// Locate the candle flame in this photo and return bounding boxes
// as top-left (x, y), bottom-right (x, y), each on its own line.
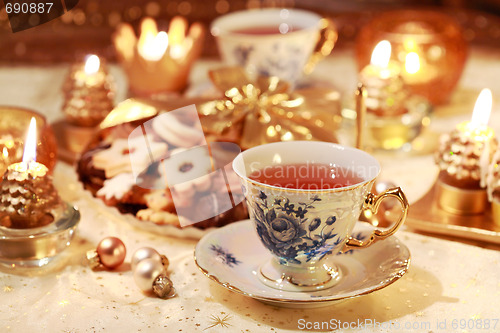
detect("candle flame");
top-left (22, 117), bottom-right (37, 164)
top-left (405, 52), bottom-right (420, 74)
top-left (169, 44), bottom-right (185, 59)
top-left (2, 147), bottom-right (8, 158)
top-left (139, 27), bottom-right (169, 61)
top-left (84, 55), bottom-right (100, 75)
top-left (471, 88), bottom-right (492, 127)
top-left (403, 38), bottom-right (418, 52)
top-left (370, 40), bottom-right (391, 68)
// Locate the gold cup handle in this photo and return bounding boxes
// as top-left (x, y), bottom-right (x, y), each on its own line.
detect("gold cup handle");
top-left (342, 187), bottom-right (409, 251)
top-left (303, 18), bottom-right (338, 75)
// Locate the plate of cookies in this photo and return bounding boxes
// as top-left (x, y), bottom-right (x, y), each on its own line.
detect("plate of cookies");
top-left (76, 102), bottom-right (248, 239)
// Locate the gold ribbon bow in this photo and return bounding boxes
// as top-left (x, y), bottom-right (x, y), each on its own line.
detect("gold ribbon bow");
top-left (199, 67), bottom-right (340, 150)
top-left (99, 67), bottom-right (341, 149)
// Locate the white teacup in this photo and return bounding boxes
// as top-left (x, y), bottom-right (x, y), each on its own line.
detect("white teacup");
top-left (233, 141), bottom-right (409, 291)
top-left (211, 8), bottom-right (337, 84)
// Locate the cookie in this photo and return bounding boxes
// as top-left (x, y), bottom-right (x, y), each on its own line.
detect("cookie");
top-left (144, 189), bottom-right (175, 212)
top-left (152, 110), bottom-right (205, 148)
top-left (93, 135), bottom-right (168, 178)
top-left (137, 208), bottom-right (180, 226)
top-left (97, 173), bottom-right (136, 204)
top-left (77, 102), bottom-right (249, 230)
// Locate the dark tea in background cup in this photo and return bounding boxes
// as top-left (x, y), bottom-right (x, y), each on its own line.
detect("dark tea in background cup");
top-left (231, 25), bottom-right (301, 35)
top-left (211, 8), bottom-right (337, 84)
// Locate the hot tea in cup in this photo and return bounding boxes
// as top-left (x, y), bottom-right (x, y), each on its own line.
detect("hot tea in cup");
top-left (248, 163), bottom-right (365, 190)
top-left (233, 141), bottom-right (408, 291)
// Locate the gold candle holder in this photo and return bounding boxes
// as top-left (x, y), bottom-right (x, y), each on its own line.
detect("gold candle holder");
top-left (435, 179), bottom-right (488, 215)
top-left (356, 9), bottom-right (467, 105)
top-left (113, 16), bottom-right (205, 97)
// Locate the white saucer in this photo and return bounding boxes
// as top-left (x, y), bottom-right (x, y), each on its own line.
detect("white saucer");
top-left (195, 220), bottom-right (411, 308)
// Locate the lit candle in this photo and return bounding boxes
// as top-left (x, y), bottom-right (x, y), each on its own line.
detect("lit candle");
top-left (401, 46), bottom-right (438, 85)
top-left (360, 40), bottom-right (399, 80)
top-left (62, 54), bottom-right (114, 128)
top-left (138, 18), bottom-right (169, 61)
top-left (436, 88), bottom-right (496, 189)
top-left (458, 89), bottom-right (494, 187)
top-left (359, 40), bottom-right (407, 116)
top-left (73, 54), bottom-right (106, 87)
top-left (0, 117), bottom-right (62, 229)
top-left (7, 117), bottom-right (48, 180)
top-left (113, 16), bottom-right (205, 95)
top-left (435, 88), bottom-right (496, 214)
top-left (487, 149), bottom-right (500, 204)
top-left (405, 52), bottom-right (420, 75)
top-left (456, 88), bottom-right (494, 142)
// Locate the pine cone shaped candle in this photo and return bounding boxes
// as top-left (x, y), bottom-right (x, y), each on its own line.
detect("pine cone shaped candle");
top-left (435, 126), bottom-right (497, 189)
top-left (487, 150), bottom-right (500, 202)
top-left (489, 150), bottom-right (500, 225)
top-left (359, 40), bottom-right (409, 117)
top-left (62, 55), bottom-right (114, 127)
top-left (434, 89), bottom-right (496, 215)
top-left (356, 40), bottom-right (430, 150)
top-left (0, 162), bottom-right (62, 229)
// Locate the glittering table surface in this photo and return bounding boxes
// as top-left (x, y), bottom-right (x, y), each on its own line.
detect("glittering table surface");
top-left (1, 49), bottom-right (500, 332)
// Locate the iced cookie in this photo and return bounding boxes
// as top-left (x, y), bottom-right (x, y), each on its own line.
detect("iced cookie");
top-left (93, 135), bottom-right (167, 178)
top-left (97, 173), bottom-right (135, 202)
top-left (152, 111), bottom-right (205, 148)
top-left (97, 173), bottom-right (149, 207)
top-left (160, 146), bottom-right (213, 196)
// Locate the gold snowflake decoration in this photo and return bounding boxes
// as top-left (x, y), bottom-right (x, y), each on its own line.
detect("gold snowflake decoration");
top-left (204, 314), bottom-right (232, 330)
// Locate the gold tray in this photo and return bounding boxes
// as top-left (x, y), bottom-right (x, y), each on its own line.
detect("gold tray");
top-left (402, 183), bottom-right (500, 245)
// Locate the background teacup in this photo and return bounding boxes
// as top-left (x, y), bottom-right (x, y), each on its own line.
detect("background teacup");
top-left (211, 8), bottom-right (337, 85)
top-left (233, 141), bottom-right (409, 291)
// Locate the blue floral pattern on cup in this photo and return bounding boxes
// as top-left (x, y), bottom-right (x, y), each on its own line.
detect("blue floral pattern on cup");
top-left (232, 43), bottom-right (308, 84)
top-left (249, 191), bottom-right (350, 265)
top-left (233, 45), bottom-right (254, 66)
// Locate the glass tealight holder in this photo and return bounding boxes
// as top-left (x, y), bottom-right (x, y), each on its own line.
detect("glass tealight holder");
top-left (0, 203), bottom-right (80, 268)
top-left (0, 106), bottom-right (57, 176)
top-left (341, 95), bottom-right (432, 151)
top-left (356, 10), bottom-right (467, 105)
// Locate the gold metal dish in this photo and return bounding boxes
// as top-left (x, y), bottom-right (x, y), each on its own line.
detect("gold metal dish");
top-left (398, 183), bottom-right (500, 245)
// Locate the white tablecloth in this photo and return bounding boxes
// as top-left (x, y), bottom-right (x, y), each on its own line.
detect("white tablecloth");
top-left (1, 49), bottom-right (500, 332)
